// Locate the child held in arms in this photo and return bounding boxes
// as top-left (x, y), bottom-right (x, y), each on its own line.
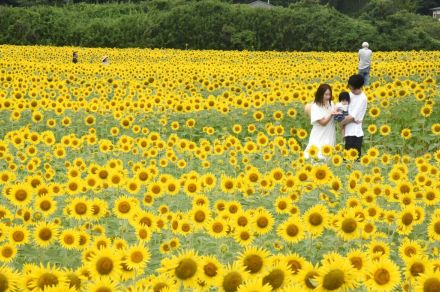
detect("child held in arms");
top-left (334, 91), bottom-right (350, 138)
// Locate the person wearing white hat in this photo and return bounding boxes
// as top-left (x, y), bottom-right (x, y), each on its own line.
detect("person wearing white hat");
top-left (358, 42), bottom-right (372, 86)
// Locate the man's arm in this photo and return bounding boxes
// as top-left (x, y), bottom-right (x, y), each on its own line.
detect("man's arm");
top-left (340, 115), bottom-right (354, 126)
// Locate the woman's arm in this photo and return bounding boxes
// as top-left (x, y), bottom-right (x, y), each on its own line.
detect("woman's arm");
top-left (316, 114), bottom-right (334, 126)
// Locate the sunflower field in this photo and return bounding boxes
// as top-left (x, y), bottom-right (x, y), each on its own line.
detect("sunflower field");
top-left (0, 45), bottom-right (439, 291)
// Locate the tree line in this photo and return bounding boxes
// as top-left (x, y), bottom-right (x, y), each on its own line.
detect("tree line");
top-left (4, 0), bottom-right (440, 15)
top-left (0, 0), bottom-right (439, 51)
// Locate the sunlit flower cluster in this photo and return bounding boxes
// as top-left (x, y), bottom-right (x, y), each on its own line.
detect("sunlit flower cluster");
top-left (0, 45), bottom-right (438, 291)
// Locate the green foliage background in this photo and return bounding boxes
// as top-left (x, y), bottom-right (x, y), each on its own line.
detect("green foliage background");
top-left (0, 0), bottom-right (440, 50)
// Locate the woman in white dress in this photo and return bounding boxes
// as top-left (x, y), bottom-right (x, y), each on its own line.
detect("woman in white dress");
top-left (304, 84), bottom-right (337, 160)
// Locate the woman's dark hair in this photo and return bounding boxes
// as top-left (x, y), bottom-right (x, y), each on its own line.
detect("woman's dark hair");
top-left (314, 84), bottom-right (332, 107)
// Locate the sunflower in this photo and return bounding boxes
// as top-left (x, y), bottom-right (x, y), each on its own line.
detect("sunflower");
top-left (220, 175), bottom-right (236, 194)
top-left (277, 216), bottom-right (305, 244)
top-left (297, 129), bottom-right (308, 140)
top-left (428, 216), bottom-right (440, 242)
top-left (68, 197), bottom-right (91, 220)
top-left (63, 269), bottom-right (82, 291)
top-left (58, 229), bottom-right (79, 250)
top-left (0, 244), bottom-right (16, 263)
top-left (270, 167), bottom-right (284, 183)
top-left (206, 218), bottom-right (228, 238)
top-left (6, 183), bottom-right (33, 207)
top-left (122, 244), bottom-right (150, 271)
top-left (367, 124), bottom-right (377, 135)
top-left (306, 145), bottom-right (319, 159)
top-left (90, 199), bottom-right (108, 221)
top-left (347, 249), bottom-right (368, 276)
top-left (399, 238), bottom-right (424, 260)
top-left (189, 205), bottom-right (211, 229)
top-left (274, 196), bottom-right (291, 214)
top-left (315, 257), bottom-right (358, 291)
top-left (365, 258), bottom-right (401, 292)
top-left (311, 165), bottom-right (332, 185)
top-left (414, 270), bottom-right (440, 292)
top-left (84, 115), bottom-right (96, 126)
top-left (261, 261), bottom-right (293, 290)
top-left (296, 261), bottom-right (320, 291)
top-left (27, 263), bottom-right (68, 291)
top-left (145, 274), bottom-right (178, 292)
top-left (245, 168), bottom-right (261, 184)
top-left (368, 107), bottom-right (381, 118)
top-left (232, 124), bottom-right (242, 134)
top-left (221, 263), bottom-right (249, 292)
top-left (405, 255), bottom-right (431, 281)
top-left (0, 265), bottom-right (19, 291)
top-left (108, 171), bottom-right (125, 187)
top-left (125, 179), bottom-right (140, 195)
top-left (303, 204), bottom-right (329, 238)
top-left (35, 195), bottom-right (57, 217)
top-left (281, 253), bottom-right (306, 280)
top-left (198, 255), bottom-right (225, 288)
top-left (183, 179), bottom-right (201, 196)
top-left (237, 278), bottom-right (272, 292)
top-left (31, 111), bottom-right (44, 123)
top-left (368, 240), bottom-right (391, 259)
top-left (424, 188), bottom-right (440, 206)
top-left (113, 196), bottom-right (138, 219)
top-left (431, 123), bottom-right (440, 135)
top-left (334, 210), bottom-right (362, 241)
top-left (252, 208), bottom-right (274, 235)
top-left (34, 221), bottom-right (59, 248)
top-left (253, 111), bottom-right (264, 121)
top-left (233, 226), bottom-right (254, 246)
top-left (8, 225), bottom-right (29, 246)
top-left (400, 128), bottom-right (412, 139)
top-left (86, 248), bottom-right (122, 281)
top-left (420, 105), bottom-right (432, 117)
top-left (397, 206), bottom-right (417, 235)
top-left (130, 211), bottom-right (156, 230)
top-left (361, 221), bottom-right (377, 239)
top-left (379, 125), bottom-right (391, 136)
top-left (65, 178), bottom-right (83, 196)
top-left (53, 145), bottom-right (66, 159)
top-left (159, 250), bottom-right (201, 288)
top-left (331, 154), bottom-right (343, 166)
top-left (344, 148), bottom-right (359, 161)
top-left (86, 278), bottom-right (120, 292)
top-left (0, 171), bottom-right (16, 185)
top-left (236, 246), bottom-right (270, 276)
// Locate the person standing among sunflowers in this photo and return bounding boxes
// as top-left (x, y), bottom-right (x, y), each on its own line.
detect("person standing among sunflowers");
top-left (304, 84), bottom-right (338, 160)
top-left (340, 75), bottom-right (368, 159)
top-left (358, 42), bottom-right (372, 86)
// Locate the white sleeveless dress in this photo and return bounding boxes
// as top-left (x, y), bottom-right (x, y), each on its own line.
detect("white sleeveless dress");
top-left (304, 102), bottom-right (336, 160)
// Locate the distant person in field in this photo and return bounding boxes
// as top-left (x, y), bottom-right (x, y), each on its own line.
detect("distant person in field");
top-left (358, 42), bottom-right (372, 86)
top-left (72, 52), bottom-right (78, 63)
top-left (304, 84), bottom-right (337, 160)
top-left (340, 75), bottom-right (368, 159)
top-left (102, 56), bottom-right (109, 65)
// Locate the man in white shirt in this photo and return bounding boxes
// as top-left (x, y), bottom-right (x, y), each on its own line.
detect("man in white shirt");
top-left (358, 42), bottom-right (372, 86)
top-left (340, 75), bottom-right (368, 160)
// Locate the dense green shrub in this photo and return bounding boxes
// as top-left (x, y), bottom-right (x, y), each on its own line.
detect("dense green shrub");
top-left (0, 0), bottom-right (439, 50)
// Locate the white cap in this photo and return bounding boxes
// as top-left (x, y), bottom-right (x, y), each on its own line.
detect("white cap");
top-left (362, 42), bottom-right (369, 48)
